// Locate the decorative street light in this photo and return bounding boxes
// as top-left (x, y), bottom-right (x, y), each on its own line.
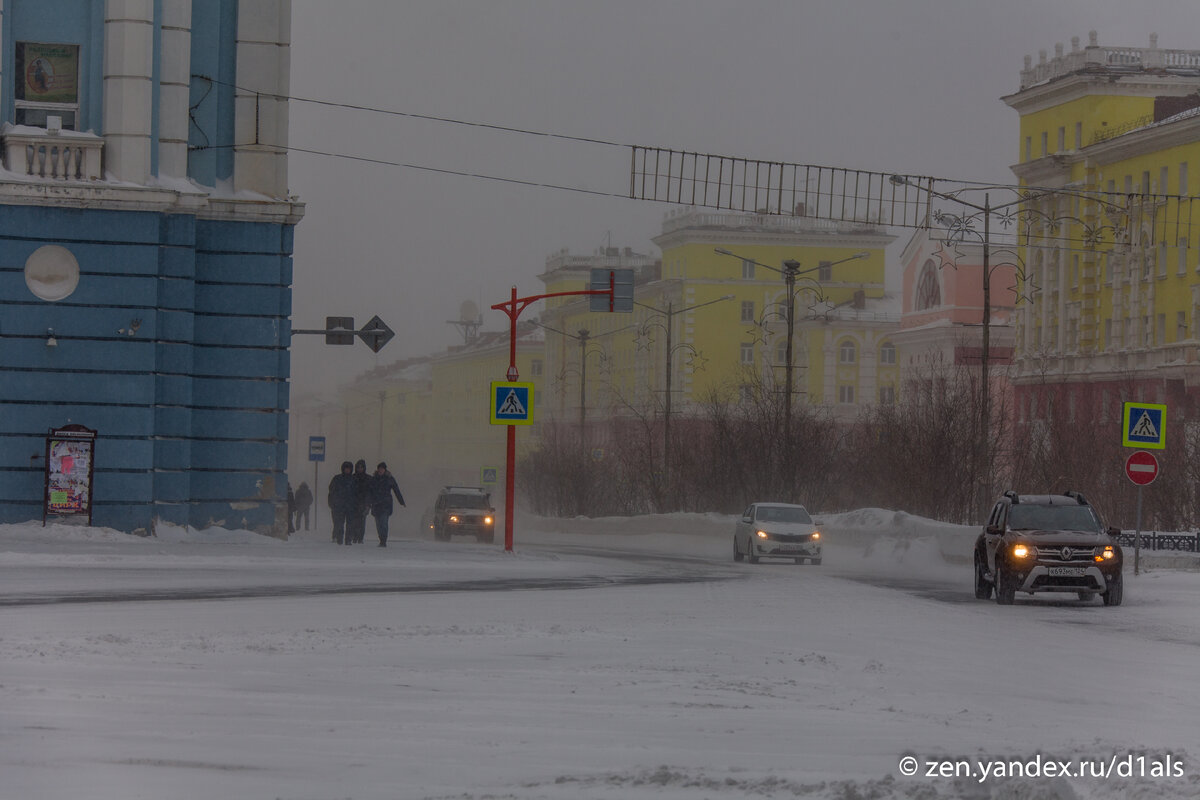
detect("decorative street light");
top-left (634, 294), bottom-right (734, 499)
top-left (715, 248), bottom-right (867, 438)
top-left (534, 321), bottom-right (635, 433)
top-left (886, 175), bottom-right (1128, 519)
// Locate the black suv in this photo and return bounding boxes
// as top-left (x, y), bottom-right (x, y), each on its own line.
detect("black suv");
top-left (975, 491), bottom-right (1123, 606)
top-left (430, 486), bottom-right (496, 544)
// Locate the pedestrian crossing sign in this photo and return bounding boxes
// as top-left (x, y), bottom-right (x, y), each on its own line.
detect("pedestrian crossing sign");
top-left (490, 382), bottom-right (534, 425)
top-left (1122, 402), bottom-right (1166, 449)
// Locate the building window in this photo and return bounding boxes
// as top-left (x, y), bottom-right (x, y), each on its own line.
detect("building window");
top-left (1025, 136), bottom-right (1032, 161)
top-left (1056, 126), bottom-right (1065, 152)
top-left (1181, 162), bottom-right (1189, 195)
top-left (1161, 166), bottom-right (1169, 195)
top-left (839, 340), bottom-right (856, 364)
top-left (818, 261), bottom-right (832, 282)
top-left (740, 342), bottom-right (754, 364)
top-left (742, 259), bottom-right (755, 279)
top-left (1142, 171), bottom-right (1151, 195)
top-left (1180, 238), bottom-right (1190, 276)
top-left (775, 340), bottom-right (788, 367)
top-left (1104, 319), bottom-right (1112, 349)
top-left (1075, 122), bottom-right (1082, 149)
top-left (1157, 313), bottom-right (1166, 345)
top-left (740, 300), bottom-right (755, 323)
top-left (1178, 310), bottom-right (1187, 342)
top-left (879, 341), bottom-right (896, 365)
top-left (1041, 131), bottom-right (1048, 156)
top-left (530, 359), bottom-right (543, 377)
top-left (1158, 241), bottom-right (1168, 278)
top-left (916, 260), bottom-right (941, 310)
top-left (14, 42), bottom-right (81, 130)
top-left (879, 386), bottom-right (895, 405)
top-left (838, 385), bottom-right (855, 404)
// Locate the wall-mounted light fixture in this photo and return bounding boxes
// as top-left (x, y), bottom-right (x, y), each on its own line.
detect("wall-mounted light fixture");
top-left (46, 328), bottom-right (58, 347)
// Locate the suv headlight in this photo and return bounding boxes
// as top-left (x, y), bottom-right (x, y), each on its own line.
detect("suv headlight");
top-left (1095, 546), bottom-right (1117, 562)
top-left (811, 531), bottom-right (821, 540)
top-left (484, 516), bottom-right (493, 525)
top-left (1012, 543), bottom-right (1031, 558)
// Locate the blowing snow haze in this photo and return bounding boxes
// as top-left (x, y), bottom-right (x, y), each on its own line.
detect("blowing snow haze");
top-left (284, 0), bottom-right (1200, 398)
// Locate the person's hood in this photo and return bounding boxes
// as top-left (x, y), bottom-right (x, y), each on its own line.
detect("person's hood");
top-left (354, 459), bottom-right (367, 472)
top-left (341, 461), bottom-right (353, 472)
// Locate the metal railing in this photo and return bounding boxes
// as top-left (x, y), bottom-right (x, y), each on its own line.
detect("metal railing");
top-left (1114, 531), bottom-right (1200, 553)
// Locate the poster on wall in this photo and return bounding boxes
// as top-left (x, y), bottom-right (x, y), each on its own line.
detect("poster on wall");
top-left (43, 424), bottom-right (96, 526)
top-left (15, 42), bottom-right (80, 105)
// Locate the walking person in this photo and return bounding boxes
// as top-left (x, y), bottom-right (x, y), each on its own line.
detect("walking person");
top-left (327, 461), bottom-right (355, 545)
top-left (367, 462), bottom-right (405, 547)
top-left (349, 459), bottom-right (371, 544)
top-left (287, 483), bottom-right (296, 534)
top-left (294, 482), bottom-right (313, 531)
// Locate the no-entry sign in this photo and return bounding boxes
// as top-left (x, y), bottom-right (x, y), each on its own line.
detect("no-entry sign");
top-left (1125, 450), bottom-right (1159, 486)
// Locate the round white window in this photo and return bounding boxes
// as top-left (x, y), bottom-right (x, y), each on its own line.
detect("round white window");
top-left (24, 245), bottom-right (80, 301)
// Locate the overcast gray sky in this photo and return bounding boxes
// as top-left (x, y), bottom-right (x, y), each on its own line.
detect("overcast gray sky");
top-left (285, 0), bottom-right (1200, 398)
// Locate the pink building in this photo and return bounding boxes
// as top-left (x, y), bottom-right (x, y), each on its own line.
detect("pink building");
top-left (894, 227), bottom-right (1017, 396)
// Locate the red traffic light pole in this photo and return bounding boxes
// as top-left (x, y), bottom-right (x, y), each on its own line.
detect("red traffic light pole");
top-left (491, 279), bottom-right (616, 551)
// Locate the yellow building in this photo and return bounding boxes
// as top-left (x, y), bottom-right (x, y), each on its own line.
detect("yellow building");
top-left (1003, 32), bottom-right (1200, 417)
top-left (539, 208), bottom-right (898, 424)
top-left (421, 324), bottom-right (546, 493)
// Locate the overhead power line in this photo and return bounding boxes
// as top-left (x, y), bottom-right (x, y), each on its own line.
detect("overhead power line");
top-left (193, 75), bottom-right (1200, 243)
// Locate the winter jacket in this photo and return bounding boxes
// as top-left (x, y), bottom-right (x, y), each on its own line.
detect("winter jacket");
top-left (351, 460), bottom-right (371, 515)
top-left (327, 462), bottom-right (356, 513)
top-left (294, 483), bottom-right (313, 511)
top-left (368, 471), bottom-right (405, 516)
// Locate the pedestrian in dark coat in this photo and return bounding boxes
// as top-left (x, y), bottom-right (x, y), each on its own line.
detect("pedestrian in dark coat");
top-left (327, 461), bottom-right (355, 545)
top-left (294, 482), bottom-right (313, 530)
top-left (348, 459), bottom-right (371, 544)
top-left (287, 483), bottom-right (296, 534)
top-left (367, 462), bottom-right (405, 547)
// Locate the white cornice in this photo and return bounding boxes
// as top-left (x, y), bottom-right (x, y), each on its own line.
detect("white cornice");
top-left (0, 178), bottom-right (305, 223)
top-left (1003, 72), bottom-right (1200, 115)
top-left (1085, 114), bottom-right (1200, 165)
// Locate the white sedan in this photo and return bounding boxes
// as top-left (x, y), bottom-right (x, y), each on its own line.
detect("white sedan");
top-left (734, 502), bottom-right (822, 565)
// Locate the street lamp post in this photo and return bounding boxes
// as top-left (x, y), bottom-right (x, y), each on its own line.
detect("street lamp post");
top-left (886, 176), bottom-right (1110, 518)
top-left (533, 320), bottom-right (635, 435)
top-left (635, 294), bottom-right (733, 500)
top-left (715, 248), bottom-right (867, 437)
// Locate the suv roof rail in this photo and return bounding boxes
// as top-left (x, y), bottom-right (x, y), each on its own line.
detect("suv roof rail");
top-left (1003, 489), bottom-right (1020, 504)
top-left (1063, 490), bottom-right (1089, 505)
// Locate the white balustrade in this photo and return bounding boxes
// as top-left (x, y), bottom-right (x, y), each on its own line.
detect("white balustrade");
top-left (1, 125), bottom-right (104, 181)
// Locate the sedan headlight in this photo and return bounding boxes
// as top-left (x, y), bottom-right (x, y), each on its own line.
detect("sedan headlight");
top-left (1012, 543), bottom-right (1031, 558)
top-left (755, 530), bottom-right (769, 539)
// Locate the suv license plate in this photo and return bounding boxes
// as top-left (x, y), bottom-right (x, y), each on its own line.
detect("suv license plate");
top-left (1048, 567), bottom-right (1086, 577)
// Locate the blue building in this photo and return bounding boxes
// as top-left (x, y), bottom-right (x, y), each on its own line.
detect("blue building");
top-left (0, 1), bottom-right (302, 536)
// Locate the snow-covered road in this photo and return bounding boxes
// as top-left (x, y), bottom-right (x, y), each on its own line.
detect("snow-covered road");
top-left (1, 511), bottom-right (1198, 799)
